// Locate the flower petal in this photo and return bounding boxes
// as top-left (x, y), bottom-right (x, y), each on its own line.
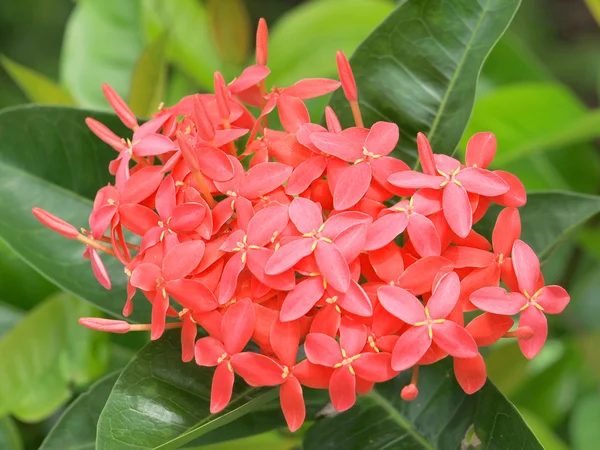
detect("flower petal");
top-left (210, 363), bottom-right (235, 413)
top-left (456, 167), bottom-right (509, 196)
top-left (352, 353), bottom-right (397, 382)
top-left (364, 213), bottom-right (408, 251)
top-left (407, 214), bottom-right (441, 257)
top-left (469, 286), bottom-right (526, 315)
top-left (134, 134), bottom-right (175, 156)
top-left (519, 305), bottom-right (548, 359)
top-left (454, 353), bottom-right (486, 394)
top-left (442, 246), bottom-right (493, 269)
top-left (195, 336), bottom-right (225, 366)
top-left (333, 163), bottom-right (372, 211)
top-left (119, 204), bottom-right (158, 236)
top-left (289, 197), bottom-right (323, 234)
top-left (536, 285), bottom-right (570, 314)
top-left (365, 122), bottom-right (399, 156)
top-left (397, 256), bottom-right (453, 296)
top-left (492, 207), bottom-right (521, 256)
top-left (339, 319), bottom-right (367, 356)
top-left (89, 248), bottom-right (111, 289)
top-left (230, 353), bottom-right (284, 386)
top-left (465, 132), bottom-right (496, 168)
top-left (293, 360), bottom-right (334, 389)
top-left (433, 321), bottom-right (478, 358)
top-left (489, 170), bottom-right (527, 207)
top-left (304, 333), bottom-right (342, 367)
top-left (442, 182), bottom-right (472, 238)
top-left (286, 155), bottom-right (328, 196)
top-left (284, 78), bottom-right (341, 99)
top-left (280, 376), bottom-right (305, 432)
top-left (265, 238), bottom-right (314, 275)
top-left (247, 205), bottom-right (289, 247)
top-left (166, 279), bottom-right (217, 312)
top-left (427, 272), bottom-right (460, 319)
top-left (270, 318), bottom-right (300, 367)
top-left (278, 94), bottom-right (310, 133)
top-left (218, 252), bottom-right (246, 304)
top-left (329, 367), bottom-right (356, 412)
top-left (197, 145), bottom-right (235, 181)
top-left (280, 276), bottom-right (325, 322)
top-left (314, 241), bottom-right (351, 292)
top-left (162, 240), bottom-right (205, 281)
top-left (336, 280), bottom-right (373, 317)
top-left (309, 132), bottom-right (362, 162)
top-left (240, 162), bottom-right (292, 198)
top-left (130, 263), bottom-right (161, 291)
top-left (466, 312), bottom-right (513, 347)
top-left (169, 203), bottom-right (206, 231)
top-left (377, 285), bottom-right (426, 324)
top-left (222, 298), bottom-right (255, 354)
top-left (391, 326), bottom-right (431, 371)
top-left (512, 239), bottom-right (541, 297)
top-left (387, 171), bottom-right (443, 189)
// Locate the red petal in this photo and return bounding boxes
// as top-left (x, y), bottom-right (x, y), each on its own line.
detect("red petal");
top-left (492, 207), bottom-right (521, 256)
top-left (278, 94), bottom-right (310, 133)
top-left (280, 277), bottom-right (325, 322)
top-left (442, 246), bottom-right (493, 269)
top-left (280, 377), bottom-right (305, 432)
top-left (210, 363), bottom-right (235, 413)
top-left (121, 166), bottom-right (164, 204)
top-left (519, 305), bottom-right (548, 359)
top-left (89, 248), bottom-right (111, 289)
top-left (247, 204), bottom-right (289, 247)
top-left (333, 163), bottom-right (372, 209)
top-left (309, 132), bottom-right (362, 162)
top-left (329, 367), bottom-right (356, 412)
top-left (377, 285), bottom-right (426, 324)
top-left (265, 238), bottom-right (314, 275)
top-left (270, 318), bottom-right (300, 367)
top-left (229, 65), bottom-right (271, 93)
top-left (314, 241), bottom-right (351, 292)
top-left (289, 197), bottom-right (323, 234)
top-left (119, 204), bottom-right (158, 236)
top-left (433, 321), bottom-right (478, 358)
top-left (456, 167), bottom-right (509, 196)
top-left (512, 240), bottom-right (540, 296)
top-left (387, 171), bottom-right (443, 189)
top-left (304, 333), bottom-right (342, 367)
top-left (218, 252), bottom-right (246, 304)
top-left (442, 182), bottom-right (472, 238)
top-left (322, 211), bottom-right (372, 240)
top-left (162, 240), bottom-right (205, 280)
top-left (416, 133), bottom-right (437, 175)
top-left (352, 353), bottom-right (397, 382)
top-left (470, 286), bottom-right (526, 315)
top-left (369, 243), bottom-right (404, 283)
top-left (465, 132), bottom-right (496, 168)
top-left (339, 319), bottom-right (367, 356)
top-left (181, 316), bottom-right (197, 362)
top-left (310, 305), bottom-right (341, 337)
top-left (169, 203), bottom-right (206, 231)
top-left (489, 170), bottom-right (527, 207)
top-left (222, 298), bottom-right (255, 354)
top-left (407, 214), bottom-right (441, 257)
top-left (230, 353), bottom-right (284, 386)
top-left (130, 263), bottom-right (161, 291)
top-left (427, 272), bottom-right (460, 319)
top-left (466, 312), bottom-right (513, 347)
top-left (454, 353), bottom-right (486, 394)
top-left (195, 336), bottom-right (225, 366)
top-left (286, 156), bottom-right (328, 196)
top-left (284, 78), bottom-right (341, 99)
top-left (155, 176), bottom-right (176, 218)
top-left (247, 248), bottom-right (296, 291)
top-left (536, 285), bottom-right (569, 314)
top-left (166, 279), bottom-right (217, 312)
top-left (240, 162), bottom-right (292, 198)
top-left (364, 212), bottom-right (408, 251)
top-left (102, 83), bottom-right (137, 129)
top-left (397, 256), bottom-right (453, 296)
top-left (150, 290), bottom-right (169, 340)
top-left (197, 146), bottom-right (235, 181)
top-left (336, 280), bottom-right (373, 317)
top-left (365, 122), bottom-right (399, 156)
top-left (134, 134), bottom-right (175, 156)
top-left (391, 326), bottom-right (431, 371)
top-left (293, 360), bottom-right (333, 389)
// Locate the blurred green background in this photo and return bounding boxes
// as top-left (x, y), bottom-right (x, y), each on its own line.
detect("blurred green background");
top-left (1, 0), bottom-right (600, 449)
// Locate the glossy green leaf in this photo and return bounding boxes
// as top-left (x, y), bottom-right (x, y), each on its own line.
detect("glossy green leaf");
top-left (141, 0), bottom-right (222, 89)
top-left (519, 409), bottom-right (569, 450)
top-left (570, 394), bottom-right (600, 450)
top-left (302, 360), bottom-right (541, 450)
top-left (188, 430), bottom-right (299, 450)
top-left (267, 0), bottom-right (394, 87)
top-left (462, 83), bottom-right (600, 166)
top-left (0, 56), bottom-right (75, 106)
top-left (40, 371), bottom-right (120, 450)
top-left (97, 331), bottom-right (326, 450)
top-left (0, 240), bottom-right (57, 310)
top-left (0, 292), bottom-right (109, 422)
top-left (0, 417), bottom-right (23, 450)
top-left (60, 0), bottom-right (144, 109)
top-left (476, 191), bottom-right (600, 258)
top-left (327, 0), bottom-right (521, 165)
top-left (485, 342), bottom-right (529, 395)
top-left (0, 105), bottom-right (150, 322)
top-left (129, 36), bottom-right (168, 118)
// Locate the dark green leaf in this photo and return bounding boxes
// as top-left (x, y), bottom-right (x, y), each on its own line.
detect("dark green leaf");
top-left (0, 55), bottom-right (75, 106)
top-left (97, 331), bottom-right (326, 449)
top-left (141, 0), bottom-right (222, 89)
top-left (302, 360), bottom-right (542, 450)
top-left (475, 191), bottom-right (600, 258)
top-left (0, 293), bottom-right (109, 422)
top-left (0, 417), bottom-right (22, 450)
top-left (129, 36), bottom-right (168, 118)
top-left (0, 105), bottom-right (150, 322)
top-left (267, 0), bottom-right (394, 87)
top-left (0, 301), bottom-right (22, 337)
top-left (40, 371), bottom-right (120, 450)
top-left (60, 0), bottom-right (144, 109)
top-left (327, 0), bottom-right (521, 165)
top-left (519, 409), bottom-right (569, 450)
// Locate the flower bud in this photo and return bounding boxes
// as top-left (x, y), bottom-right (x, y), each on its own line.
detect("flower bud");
top-left (401, 384), bottom-right (419, 402)
top-left (32, 208), bottom-right (79, 239)
top-left (256, 18), bottom-right (268, 66)
top-left (336, 50), bottom-right (358, 102)
top-left (79, 317), bottom-right (131, 333)
top-left (101, 83), bottom-right (137, 130)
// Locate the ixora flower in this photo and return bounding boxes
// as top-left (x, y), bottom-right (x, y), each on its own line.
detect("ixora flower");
top-left (31, 18), bottom-right (570, 433)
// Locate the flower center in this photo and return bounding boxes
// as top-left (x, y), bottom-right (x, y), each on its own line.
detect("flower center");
top-left (521, 288), bottom-right (545, 311)
top-left (438, 167), bottom-right (462, 188)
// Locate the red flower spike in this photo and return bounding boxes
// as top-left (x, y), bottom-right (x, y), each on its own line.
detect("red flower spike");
top-left (336, 50), bottom-right (357, 103)
top-left (102, 83), bottom-right (138, 130)
top-left (378, 272), bottom-right (478, 371)
top-left (79, 317), bottom-right (131, 333)
top-left (32, 208), bottom-right (79, 239)
top-left (256, 18), bottom-right (268, 66)
top-left (470, 240), bottom-right (570, 358)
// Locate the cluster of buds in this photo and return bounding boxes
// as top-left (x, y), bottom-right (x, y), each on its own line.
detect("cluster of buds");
top-left (33, 19), bottom-right (570, 432)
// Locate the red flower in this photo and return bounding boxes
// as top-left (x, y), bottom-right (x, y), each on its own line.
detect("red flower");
top-left (470, 240), bottom-right (569, 358)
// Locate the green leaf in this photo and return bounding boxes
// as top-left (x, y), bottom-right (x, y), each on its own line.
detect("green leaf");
top-left (267, 0), bottom-right (395, 87)
top-left (570, 394), bottom-right (600, 450)
top-left (485, 342), bottom-right (529, 395)
top-left (519, 409), bottom-right (569, 450)
top-left (327, 0), bottom-right (521, 165)
top-left (475, 191), bottom-right (600, 259)
top-left (97, 331), bottom-right (326, 450)
top-left (302, 360), bottom-right (542, 450)
top-left (60, 0), bottom-right (144, 109)
top-left (40, 371), bottom-right (120, 450)
top-left (141, 0), bottom-right (222, 89)
top-left (462, 83), bottom-right (600, 166)
top-left (0, 292), bottom-right (109, 422)
top-left (0, 301), bottom-right (22, 337)
top-left (584, 0), bottom-right (600, 25)
top-left (207, 0), bottom-right (251, 68)
top-left (129, 36), bottom-right (168, 117)
top-left (188, 430), bottom-right (299, 450)
top-left (0, 105), bottom-right (150, 322)
top-left (0, 417), bottom-right (23, 450)
top-left (0, 56), bottom-right (75, 106)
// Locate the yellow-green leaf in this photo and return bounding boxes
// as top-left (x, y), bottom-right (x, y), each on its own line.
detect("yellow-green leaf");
top-left (207, 0), bottom-right (251, 68)
top-left (1, 56), bottom-right (75, 105)
top-left (129, 36), bottom-right (168, 117)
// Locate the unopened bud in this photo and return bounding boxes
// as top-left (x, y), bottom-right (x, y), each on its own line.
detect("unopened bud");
top-left (79, 317), bottom-right (131, 333)
top-left (416, 132), bottom-right (437, 176)
top-left (325, 106), bottom-right (342, 134)
top-left (256, 18), bottom-right (268, 66)
top-left (176, 131), bottom-right (201, 173)
top-left (101, 84), bottom-right (137, 130)
top-left (85, 118), bottom-right (127, 151)
top-left (193, 94), bottom-right (216, 142)
top-left (516, 326), bottom-right (534, 341)
top-left (214, 71), bottom-right (231, 120)
top-left (336, 50), bottom-right (358, 102)
top-left (401, 384), bottom-right (419, 402)
top-left (32, 208), bottom-right (79, 239)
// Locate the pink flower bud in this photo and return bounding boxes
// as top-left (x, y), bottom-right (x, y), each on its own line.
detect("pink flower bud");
top-left (325, 106), bottom-right (342, 134)
top-left (336, 50), bottom-right (358, 102)
top-left (176, 131), bottom-right (201, 172)
top-left (256, 18), bottom-right (268, 66)
top-left (79, 317), bottom-right (131, 333)
top-left (401, 384), bottom-right (419, 402)
top-left (516, 326), bottom-right (534, 341)
top-left (101, 84), bottom-right (138, 130)
top-left (85, 118), bottom-right (127, 151)
top-left (416, 132), bottom-right (437, 176)
top-left (193, 95), bottom-right (216, 142)
top-left (214, 71), bottom-right (231, 120)
top-left (32, 208), bottom-right (79, 239)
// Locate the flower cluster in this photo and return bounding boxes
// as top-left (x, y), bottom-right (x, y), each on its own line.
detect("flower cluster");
top-left (33, 19), bottom-right (570, 432)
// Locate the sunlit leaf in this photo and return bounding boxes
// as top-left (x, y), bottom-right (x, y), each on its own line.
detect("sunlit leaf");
top-left (129, 35), bottom-right (168, 117)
